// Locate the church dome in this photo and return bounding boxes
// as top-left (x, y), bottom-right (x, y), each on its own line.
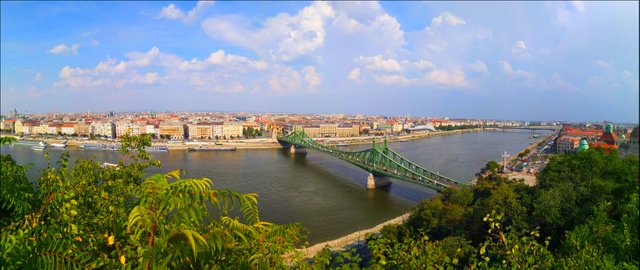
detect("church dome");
top-left (577, 139), bottom-right (589, 152)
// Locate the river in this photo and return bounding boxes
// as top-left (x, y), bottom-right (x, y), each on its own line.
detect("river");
top-left (0, 129), bottom-right (550, 244)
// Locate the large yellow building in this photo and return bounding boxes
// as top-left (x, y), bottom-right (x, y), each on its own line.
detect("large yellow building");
top-left (188, 123), bottom-right (213, 139)
top-left (222, 122), bottom-right (243, 138)
top-left (159, 122), bottom-right (185, 140)
top-left (291, 124), bottom-right (359, 138)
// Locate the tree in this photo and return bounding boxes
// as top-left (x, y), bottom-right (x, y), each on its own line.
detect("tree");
top-left (0, 134), bottom-right (303, 269)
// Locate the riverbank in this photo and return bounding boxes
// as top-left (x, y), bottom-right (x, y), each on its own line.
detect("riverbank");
top-left (298, 212), bottom-right (411, 258)
top-left (4, 128), bottom-right (485, 151)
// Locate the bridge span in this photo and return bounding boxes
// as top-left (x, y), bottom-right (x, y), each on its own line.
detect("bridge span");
top-left (277, 130), bottom-right (464, 192)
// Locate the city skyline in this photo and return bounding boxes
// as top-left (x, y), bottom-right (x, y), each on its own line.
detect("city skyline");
top-left (1, 1), bottom-right (638, 123)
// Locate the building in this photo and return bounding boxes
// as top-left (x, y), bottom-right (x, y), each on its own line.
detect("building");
top-left (222, 122), bottom-right (243, 138)
top-left (212, 122), bottom-right (224, 138)
top-left (1, 119), bottom-right (15, 132)
top-left (336, 124), bottom-right (360, 137)
top-left (61, 123), bottom-right (75, 135)
top-left (557, 137), bottom-right (580, 153)
top-left (92, 121), bottom-right (115, 138)
top-left (74, 123), bottom-right (91, 136)
top-left (48, 124), bottom-right (62, 135)
top-left (159, 122), bottom-right (185, 140)
top-left (14, 119), bottom-right (23, 134)
top-left (188, 123), bottom-right (213, 139)
top-left (114, 121), bottom-right (141, 138)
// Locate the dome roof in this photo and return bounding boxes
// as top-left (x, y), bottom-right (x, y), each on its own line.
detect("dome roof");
top-left (605, 123), bottom-right (613, 133)
top-left (577, 139), bottom-right (589, 152)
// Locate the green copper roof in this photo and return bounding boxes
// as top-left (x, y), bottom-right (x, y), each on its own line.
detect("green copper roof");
top-left (621, 134), bottom-right (626, 140)
top-left (577, 139), bottom-right (589, 152)
top-left (605, 123), bottom-right (613, 133)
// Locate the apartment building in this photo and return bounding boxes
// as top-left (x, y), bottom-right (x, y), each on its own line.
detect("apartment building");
top-left (222, 122), bottom-right (243, 138)
top-left (74, 123), bottom-right (91, 136)
top-left (92, 121), bottom-right (115, 138)
top-left (159, 122), bottom-right (185, 140)
top-left (61, 123), bottom-right (75, 135)
top-left (188, 123), bottom-right (213, 139)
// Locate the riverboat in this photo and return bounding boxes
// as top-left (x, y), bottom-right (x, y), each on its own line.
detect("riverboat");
top-left (103, 145), bottom-right (121, 151)
top-left (188, 146), bottom-right (236, 151)
top-left (15, 140), bottom-right (40, 146)
top-left (336, 142), bottom-right (348, 147)
top-left (145, 146), bottom-right (169, 152)
top-left (50, 141), bottom-right (67, 148)
top-left (80, 143), bottom-right (102, 149)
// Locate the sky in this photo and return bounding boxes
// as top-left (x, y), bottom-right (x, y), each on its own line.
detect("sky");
top-left (1, 1), bottom-right (638, 123)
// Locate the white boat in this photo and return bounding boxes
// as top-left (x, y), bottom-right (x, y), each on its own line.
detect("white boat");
top-left (145, 146), bottom-right (169, 152)
top-left (81, 143), bottom-right (102, 149)
top-left (31, 145), bottom-right (46, 151)
top-left (336, 142), bottom-right (349, 147)
top-left (50, 143), bottom-right (67, 148)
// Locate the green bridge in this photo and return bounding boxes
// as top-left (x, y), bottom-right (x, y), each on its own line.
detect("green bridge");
top-left (277, 130), bottom-right (464, 192)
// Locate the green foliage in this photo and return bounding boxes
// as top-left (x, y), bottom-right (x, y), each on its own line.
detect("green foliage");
top-left (437, 124), bottom-right (480, 131)
top-left (350, 148), bottom-right (638, 269)
top-left (0, 134), bottom-right (303, 269)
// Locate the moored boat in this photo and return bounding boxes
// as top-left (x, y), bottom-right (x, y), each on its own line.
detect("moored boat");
top-left (336, 142), bottom-right (348, 147)
top-left (81, 143), bottom-right (102, 149)
top-left (50, 142), bottom-right (67, 148)
top-left (188, 146), bottom-right (236, 151)
top-left (15, 140), bottom-right (40, 146)
top-left (145, 146), bottom-right (168, 152)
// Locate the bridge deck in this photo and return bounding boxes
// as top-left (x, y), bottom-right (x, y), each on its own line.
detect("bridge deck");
top-left (278, 131), bottom-right (464, 191)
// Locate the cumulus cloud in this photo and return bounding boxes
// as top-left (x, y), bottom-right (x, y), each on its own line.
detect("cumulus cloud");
top-left (499, 61), bottom-right (533, 78)
top-left (430, 12), bottom-right (466, 28)
top-left (158, 1), bottom-right (214, 24)
top-left (268, 66), bottom-right (302, 95)
top-left (374, 75), bottom-right (415, 86)
top-left (357, 55), bottom-right (403, 72)
top-left (48, 44), bottom-right (80, 55)
top-left (622, 70), bottom-right (632, 77)
top-left (424, 68), bottom-right (469, 88)
top-left (34, 72), bottom-right (43, 82)
top-left (467, 60), bottom-right (488, 74)
top-left (202, 1), bottom-right (335, 61)
top-left (302, 66), bottom-right (322, 89)
top-left (347, 68), bottom-right (361, 83)
top-left (512, 40), bottom-right (526, 53)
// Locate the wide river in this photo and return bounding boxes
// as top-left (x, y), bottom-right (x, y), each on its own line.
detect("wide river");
top-left (1, 130), bottom-right (549, 244)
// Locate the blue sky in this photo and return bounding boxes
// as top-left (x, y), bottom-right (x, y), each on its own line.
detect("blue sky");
top-left (1, 1), bottom-right (638, 123)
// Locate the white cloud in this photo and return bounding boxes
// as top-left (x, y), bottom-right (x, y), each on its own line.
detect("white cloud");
top-left (158, 1), bottom-right (214, 24)
top-left (268, 66), bottom-right (302, 95)
top-left (467, 60), bottom-right (488, 74)
top-left (302, 66), bottom-right (321, 89)
top-left (544, 73), bottom-right (579, 91)
top-left (347, 68), bottom-right (361, 83)
top-left (202, 1), bottom-right (335, 62)
top-left (430, 12), bottom-right (466, 28)
top-left (357, 55), bottom-right (403, 72)
top-left (129, 72), bottom-right (159, 84)
top-left (512, 40), bottom-right (526, 53)
top-left (424, 68), bottom-right (469, 88)
top-left (413, 60), bottom-right (435, 70)
top-left (499, 61), bottom-right (532, 78)
top-left (595, 60), bottom-right (611, 68)
top-left (374, 75), bottom-right (415, 86)
top-left (34, 72), bottom-right (43, 82)
top-left (178, 49), bottom-right (267, 71)
top-left (622, 70), bottom-right (632, 77)
top-left (48, 44), bottom-right (80, 55)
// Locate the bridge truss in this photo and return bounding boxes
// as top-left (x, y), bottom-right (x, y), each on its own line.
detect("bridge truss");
top-left (278, 130), bottom-right (464, 192)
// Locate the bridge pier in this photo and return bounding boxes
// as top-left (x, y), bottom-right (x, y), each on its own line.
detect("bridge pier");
top-left (290, 145), bottom-right (307, 155)
top-left (367, 173), bottom-right (392, 189)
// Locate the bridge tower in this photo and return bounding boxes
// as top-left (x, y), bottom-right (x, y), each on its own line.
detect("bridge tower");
top-left (366, 135), bottom-right (392, 189)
